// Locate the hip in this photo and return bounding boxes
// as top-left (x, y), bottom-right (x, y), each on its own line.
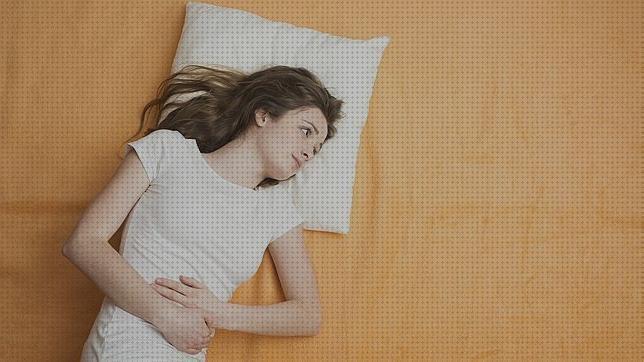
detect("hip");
top-left (80, 298), bottom-right (207, 361)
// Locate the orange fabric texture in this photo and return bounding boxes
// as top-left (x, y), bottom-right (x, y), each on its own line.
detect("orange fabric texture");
top-left (0, 0), bottom-right (640, 360)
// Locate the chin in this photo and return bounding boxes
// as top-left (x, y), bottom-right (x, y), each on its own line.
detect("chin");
top-left (270, 168), bottom-right (293, 181)
top-left (285, 170), bottom-right (298, 180)
top-left (271, 158), bottom-right (297, 180)
top-left (280, 168), bottom-right (298, 181)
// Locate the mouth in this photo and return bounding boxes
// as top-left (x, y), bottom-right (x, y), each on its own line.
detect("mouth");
top-left (292, 155), bottom-right (301, 169)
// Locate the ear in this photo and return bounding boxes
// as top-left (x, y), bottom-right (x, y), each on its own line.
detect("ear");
top-left (255, 108), bottom-right (269, 127)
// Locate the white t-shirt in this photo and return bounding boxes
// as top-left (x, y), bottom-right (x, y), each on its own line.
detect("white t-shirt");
top-left (81, 129), bottom-right (304, 361)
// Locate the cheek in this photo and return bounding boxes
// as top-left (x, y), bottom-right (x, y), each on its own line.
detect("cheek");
top-left (261, 138), bottom-right (292, 168)
top-left (261, 129), bottom-right (301, 164)
top-left (273, 133), bottom-right (299, 154)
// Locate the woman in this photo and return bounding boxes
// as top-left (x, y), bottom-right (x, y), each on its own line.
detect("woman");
top-left (62, 64), bottom-right (344, 361)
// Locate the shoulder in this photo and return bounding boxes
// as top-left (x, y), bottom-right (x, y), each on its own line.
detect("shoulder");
top-left (148, 129), bottom-right (186, 142)
top-left (127, 129), bottom-right (192, 164)
top-left (143, 129), bottom-right (192, 151)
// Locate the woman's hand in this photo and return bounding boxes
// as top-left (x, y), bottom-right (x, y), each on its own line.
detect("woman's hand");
top-left (153, 303), bottom-right (216, 355)
top-left (151, 275), bottom-right (225, 319)
top-left (150, 276), bottom-right (223, 354)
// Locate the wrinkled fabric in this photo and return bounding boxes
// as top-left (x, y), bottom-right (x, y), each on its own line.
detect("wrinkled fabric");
top-left (81, 130), bottom-right (303, 360)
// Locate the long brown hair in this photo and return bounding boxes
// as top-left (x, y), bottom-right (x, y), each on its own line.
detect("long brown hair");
top-left (124, 64), bottom-right (345, 188)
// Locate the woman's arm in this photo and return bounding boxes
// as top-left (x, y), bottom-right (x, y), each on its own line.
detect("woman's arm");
top-left (63, 235), bottom-right (170, 326)
top-left (61, 150), bottom-right (170, 326)
top-left (216, 300), bottom-right (320, 336)
top-left (153, 277), bottom-right (320, 337)
top-left (151, 223), bottom-right (322, 336)
top-left (220, 223), bottom-right (321, 336)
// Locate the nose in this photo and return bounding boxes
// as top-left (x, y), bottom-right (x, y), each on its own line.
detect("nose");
top-left (302, 147), bottom-right (316, 162)
top-left (297, 145), bottom-right (316, 167)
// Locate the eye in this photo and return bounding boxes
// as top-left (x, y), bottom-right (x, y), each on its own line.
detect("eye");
top-left (300, 127), bottom-right (320, 155)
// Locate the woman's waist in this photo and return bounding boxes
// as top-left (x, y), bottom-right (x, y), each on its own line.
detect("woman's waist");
top-left (120, 245), bottom-right (235, 301)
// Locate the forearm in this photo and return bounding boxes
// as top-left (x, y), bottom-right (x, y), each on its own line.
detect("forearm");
top-left (215, 300), bottom-right (320, 337)
top-left (62, 238), bottom-right (170, 327)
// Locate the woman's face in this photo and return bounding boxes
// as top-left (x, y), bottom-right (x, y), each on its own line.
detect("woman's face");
top-left (256, 106), bottom-right (328, 180)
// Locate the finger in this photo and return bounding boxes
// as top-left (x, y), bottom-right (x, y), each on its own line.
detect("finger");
top-left (191, 340), bottom-right (208, 351)
top-left (204, 313), bottom-right (217, 331)
top-left (201, 329), bottom-right (215, 339)
top-left (186, 348), bottom-right (201, 355)
top-left (201, 323), bottom-right (212, 338)
top-left (150, 284), bottom-right (189, 306)
top-left (154, 278), bottom-right (189, 295)
top-left (180, 275), bottom-right (204, 289)
top-left (202, 336), bottom-right (212, 348)
top-left (201, 319), bottom-right (215, 339)
top-left (155, 277), bottom-right (190, 295)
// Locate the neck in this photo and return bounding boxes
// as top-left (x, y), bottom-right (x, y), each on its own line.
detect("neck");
top-left (203, 134), bottom-right (266, 190)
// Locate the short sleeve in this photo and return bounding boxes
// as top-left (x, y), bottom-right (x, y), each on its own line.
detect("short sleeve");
top-left (124, 129), bottom-right (176, 183)
top-left (270, 193), bottom-right (305, 241)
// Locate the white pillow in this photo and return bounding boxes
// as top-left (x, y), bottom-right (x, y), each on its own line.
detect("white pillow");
top-left (167, 1), bottom-right (390, 234)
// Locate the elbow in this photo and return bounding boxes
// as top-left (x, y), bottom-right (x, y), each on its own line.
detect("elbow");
top-left (312, 319), bottom-right (321, 336)
top-left (303, 303), bottom-right (322, 336)
top-left (61, 235), bottom-right (94, 258)
top-left (307, 317), bottom-right (321, 336)
top-left (61, 238), bottom-right (79, 258)
top-left (61, 242), bottom-right (70, 257)
top-left (313, 309), bottom-right (322, 336)
top-left (61, 239), bottom-right (82, 259)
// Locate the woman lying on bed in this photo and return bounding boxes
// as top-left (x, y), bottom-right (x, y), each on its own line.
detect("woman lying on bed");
top-left (62, 64), bottom-right (344, 361)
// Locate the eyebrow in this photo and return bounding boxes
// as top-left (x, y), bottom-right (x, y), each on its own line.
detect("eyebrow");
top-left (303, 120), bottom-right (324, 153)
top-left (303, 120), bottom-right (319, 135)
